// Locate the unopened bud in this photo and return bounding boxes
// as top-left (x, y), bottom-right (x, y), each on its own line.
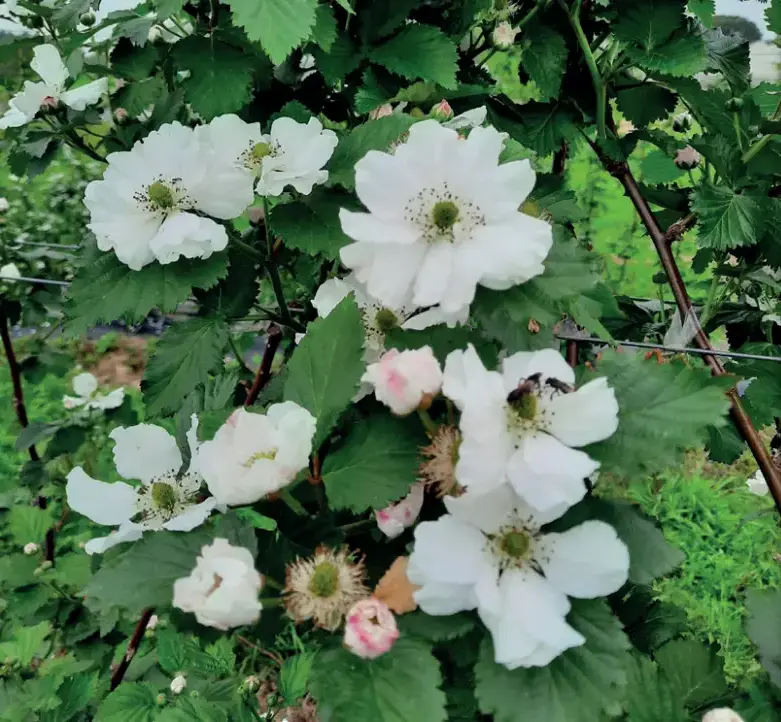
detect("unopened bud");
top-left (672, 113), bottom-right (692, 132)
top-left (23, 542), bottom-right (40, 555)
top-left (79, 11), bottom-right (95, 26)
top-left (113, 107), bottom-right (129, 124)
top-left (492, 21), bottom-right (518, 48)
top-left (430, 100), bottom-right (454, 121)
top-left (243, 675), bottom-right (260, 692)
top-left (674, 146), bottom-right (700, 170)
top-left (724, 97), bottom-right (743, 112)
top-left (155, 693), bottom-right (167, 706)
top-left (170, 674), bottom-right (187, 695)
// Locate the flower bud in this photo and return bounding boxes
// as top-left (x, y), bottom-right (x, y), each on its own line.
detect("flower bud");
top-left (170, 674), bottom-right (187, 695)
top-left (430, 100), bottom-right (454, 121)
top-left (724, 97), bottom-right (743, 112)
top-left (0, 198), bottom-right (9, 213)
top-left (492, 21), bottom-right (518, 48)
top-left (146, 614), bottom-right (159, 630)
top-left (675, 146), bottom-right (700, 170)
top-left (672, 113), bottom-right (692, 132)
top-left (113, 107), bottom-right (129, 125)
top-left (343, 598), bottom-right (399, 660)
top-left (23, 542), bottom-right (40, 555)
top-left (702, 709), bottom-right (745, 722)
top-left (155, 693), bottom-right (167, 706)
top-left (243, 675), bottom-right (261, 692)
top-left (376, 483), bottom-right (425, 539)
top-left (79, 11), bottom-right (96, 26)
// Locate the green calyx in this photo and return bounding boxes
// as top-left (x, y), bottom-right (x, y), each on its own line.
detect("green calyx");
top-left (308, 561), bottom-right (339, 598)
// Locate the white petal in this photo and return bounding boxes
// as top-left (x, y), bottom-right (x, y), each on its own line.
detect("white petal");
top-left (312, 277), bottom-right (351, 318)
top-left (110, 424), bottom-right (182, 482)
top-left (267, 401), bottom-right (316, 473)
top-left (501, 348), bottom-right (576, 390)
top-left (506, 434), bottom-right (595, 516)
top-left (72, 372), bottom-right (98, 397)
top-left (0, 81), bottom-right (50, 129)
top-left (543, 377), bottom-right (619, 447)
top-left (747, 471), bottom-right (769, 496)
top-left (537, 520), bottom-right (630, 598)
top-left (60, 78), bottom-right (107, 110)
top-left (163, 497), bottom-right (217, 532)
top-left (339, 208), bottom-right (420, 245)
top-left (185, 413), bottom-right (200, 469)
top-left (149, 212), bottom-right (228, 265)
top-left (84, 522), bottom-right (144, 555)
top-left (442, 344), bottom-right (504, 410)
top-left (413, 242), bottom-right (453, 308)
top-left (444, 485), bottom-right (516, 534)
top-left (97, 388), bottom-right (125, 410)
top-left (401, 303), bottom-right (468, 331)
top-left (66, 467), bottom-right (137, 526)
top-left (31, 44), bottom-right (68, 88)
top-left (443, 106), bottom-right (487, 130)
top-left (412, 581), bottom-right (478, 615)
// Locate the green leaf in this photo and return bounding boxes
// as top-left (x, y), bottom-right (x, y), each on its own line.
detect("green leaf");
top-left (0, 622), bottom-right (51, 665)
top-left (154, 0), bottom-right (186, 18)
top-left (284, 295), bottom-right (364, 446)
top-left (327, 114), bottom-right (416, 189)
top-left (111, 38), bottom-right (159, 81)
top-left (114, 76), bottom-right (165, 117)
top-left (7, 506), bottom-right (55, 547)
top-left (309, 637), bottom-right (447, 722)
top-left (227, 0), bottom-right (318, 64)
top-left (397, 611), bottom-right (476, 642)
top-left (16, 421), bottom-right (61, 451)
top-left (688, 0), bottom-right (714, 26)
top-left (117, 16), bottom-right (156, 47)
top-left (475, 600), bottom-right (630, 722)
top-left (310, 3), bottom-right (338, 51)
top-left (142, 316), bottom-right (229, 416)
top-left (704, 28), bottom-right (749, 93)
top-left (53, 0), bottom-right (91, 29)
top-left (157, 628), bottom-right (205, 675)
top-left (360, 0), bottom-right (420, 40)
top-left (745, 588), bottom-right (781, 689)
top-left (236, 507), bottom-right (277, 531)
top-left (322, 414), bottom-right (423, 512)
top-left (582, 351), bottom-right (731, 478)
top-left (640, 149), bottom-right (684, 184)
top-left (40, 674), bottom-right (96, 722)
top-left (488, 102), bottom-right (578, 157)
top-left (613, 0), bottom-right (684, 48)
top-left (173, 37), bottom-right (253, 120)
top-left (157, 699), bottom-right (228, 722)
top-left (96, 682), bottom-right (157, 722)
top-left (749, 82), bottom-right (781, 116)
top-left (66, 252), bottom-right (228, 334)
top-left (691, 184), bottom-right (765, 250)
top-left (624, 654), bottom-right (686, 722)
top-left (369, 24), bottom-right (458, 89)
top-left (522, 24), bottom-right (568, 100)
top-left (654, 639), bottom-right (728, 708)
top-left (312, 32), bottom-right (363, 84)
top-left (616, 83), bottom-right (678, 127)
top-left (626, 33), bottom-right (708, 76)
top-left (270, 190), bottom-right (358, 259)
top-left (766, 0), bottom-right (781, 35)
top-left (279, 651), bottom-right (316, 705)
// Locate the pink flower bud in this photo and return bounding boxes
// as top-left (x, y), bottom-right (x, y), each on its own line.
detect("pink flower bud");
top-left (376, 483), bottom-right (425, 539)
top-left (343, 598), bottom-right (399, 659)
top-left (430, 100), bottom-right (454, 121)
top-left (361, 346), bottom-right (443, 416)
top-left (492, 21), bottom-right (518, 48)
top-left (369, 104), bottom-right (394, 120)
top-left (675, 146), bottom-right (700, 170)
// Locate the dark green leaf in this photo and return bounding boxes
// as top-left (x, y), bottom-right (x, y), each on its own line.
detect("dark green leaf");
top-left (53, 0), bottom-right (91, 29)
top-left (16, 421), bottom-right (61, 451)
top-left (96, 682), bottom-right (157, 722)
top-left (522, 24), bottom-right (568, 100)
top-left (624, 654), bottom-right (686, 722)
top-left (312, 32), bottom-right (363, 85)
top-left (704, 28), bottom-right (749, 93)
top-left (655, 639), bottom-right (728, 708)
top-left (691, 184), bottom-right (765, 250)
top-left (745, 588), bottom-right (781, 689)
top-left (488, 101), bottom-right (578, 157)
top-left (766, 0), bottom-right (781, 35)
top-left (397, 611), bottom-right (476, 642)
top-left (116, 16), bottom-right (155, 47)
top-left (111, 38), bottom-right (158, 81)
top-left (310, 3), bottom-right (337, 51)
top-left (616, 83), bottom-right (678, 127)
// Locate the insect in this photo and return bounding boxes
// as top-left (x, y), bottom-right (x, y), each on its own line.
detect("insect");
top-left (506, 373), bottom-right (541, 403)
top-left (545, 377), bottom-right (574, 394)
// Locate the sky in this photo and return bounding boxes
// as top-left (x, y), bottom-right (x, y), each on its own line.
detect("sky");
top-left (716, 0), bottom-right (775, 39)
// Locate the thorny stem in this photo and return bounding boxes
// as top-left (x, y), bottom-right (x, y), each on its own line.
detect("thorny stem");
top-left (0, 312), bottom-right (55, 563)
top-left (594, 147), bottom-right (781, 515)
top-left (244, 324), bottom-right (282, 407)
top-left (110, 608), bottom-right (154, 690)
top-left (261, 200), bottom-right (300, 331)
top-left (237, 635), bottom-right (284, 666)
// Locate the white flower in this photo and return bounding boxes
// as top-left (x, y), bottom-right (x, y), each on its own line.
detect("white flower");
top-left (443, 106), bottom-right (488, 131)
top-left (442, 345), bottom-right (619, 515)
top-left (310, 274), bottom-right (467, 368)
top-left (173, 538), bottom-right (262, 630)
top-left (147, 614), bottom-right (159, 630)
top-left (344, 598), bottom-right (400, 659)
top-left (362, 347), bottom-right (443, 415)
top-left (84, 122), bottom-right (248, 270)
top-left (0, 44), bottom-right (107, 129)
top-left (254, 116), bottom-right (337, 197)
top-left (376, 483), bottom-right (425, 539)
top-left (63, 371), bottom-right (124, 411)
top-left (66, 415), bottom-right (216, 554)
top-left (746, 470), bottom-right (769, 496)
top-left (1, 263), bottom-right (21, 280)
top-left (492, 21), bottom-right (519, 49)
top-left (702, 710), bottom-right (745, 722)
top-left (23, 542), bottom-right (40, 555)
top-left (0, 198), bottom-right (9, 212)
top-left (197, 404), bottom-right (316, 507)
top-left (339, 120), bottom-right (553, 313)
top-left (407, 485), bottom-right (629, 668)
top-left (170, 675), bottom-right (187, 695)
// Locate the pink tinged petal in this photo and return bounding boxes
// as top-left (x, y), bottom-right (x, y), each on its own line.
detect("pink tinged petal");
top-left (444, 485), bottom-right (516, 534)
top-left (0, 81), bottom-right (50, 128)
top-left (66, 467), bottom-right (138, 526)
top-left (501, 348), bottom-right (576, 391)
top-left (60, 78), bottom-right (108, 110)
top-left (506, 434), bottom-right (596, 516)
top-left (84, 522), bottom-right (144, 555)
top-left (110, 424), bottom-right (182, 482)
top-left (412, 242), bottom-right (453, 308)
top-left (537, 520), bottom-right (630, 598)
top-left (163, 497), bottom-right (217, 532)
top-left (543, 377), bottom-right (619, 447)
top-left (339, 208), bottom-right (420, 245)
top-left (31, 44), bottom-right (68, 88)
top-left (376, 483), bottom-right (425, 539)
top-left (343, 598), bottom-right (399, 659)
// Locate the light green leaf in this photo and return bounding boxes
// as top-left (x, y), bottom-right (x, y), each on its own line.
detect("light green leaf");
top-left (236, 508), bottom-right (277, 531)
top-left (749, 82), bottom-right (781, 116)
top-left (52, 0), bottom-right (91, 29)
top-left (116, 16), bottom-right (155, 47)
top-left (279, 652), bottom-right (316, 705)
top-left (66, 252), bottom-right (228, 335)
top-left (745, 588), bottom-right (781, 690)
top-left (397, 611), bottom-right (476, 642)
top-left (322, 414), bottom-right (423, 512)
top-left (616, 83), bottom-right (678, 127)
top-left (284, 295), bottom-right (365, 447)
top-left (626, 33), bottom-right (708, 76)
top-left (475, 600), bottom-right (630, 722)
top-left (327, 114), bottom-right (416, 189)
top-left (310, 3), bottom-right (338, 51)
top-left (766, 0), bottom-right (781, 35)
top-left (7, 506), bottom-right (56, 547)
top-left (640, 148), bottom-right (684, 184)
top-left (16, 421), bottom-right (61, 451)
top-left (692, 184), bottom-right (765, 250)
top-left (369, 24), bottom-right (458, 89)
top-left (0, 622), bottom-right (51, 665)
top-left (142, 316), bottom-right (229, 416)
top-left (624, 655), bottom-right (686, 722)
top-left (688, 0), bottom-right (714, 26)
top-left (227, 0), bottom-right (318, 64)
top-left (154, 0), bottom-right (186, 19)
top-left (96, 682), bottom-right (157, 722)
top-left (40, 674), bottom-right (96, 722)
top-left (173, 37), bottom-right (253, 120)
top-left (582, 351), bottom-right (731, 478)
top-left (270, 190), bottom-right (358, 259)
top-left (522, 24), bottom-right (568, 100)
top-left (157, 628), bottom-right (208, 675)
top-left (309, 637), bottom-right (447, 722)
top-left (654, 639), bottom-right (728, 708)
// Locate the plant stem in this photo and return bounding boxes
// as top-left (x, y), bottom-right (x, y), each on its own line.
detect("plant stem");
top-left (110, 608), bottom-right (154, 690)
top-left (279, 489), bottom-right (308, 516)
top-left (698, 274), bottom-right (720, 329)
top-left (228, 334), bottom-right (253, 375)
top-left (338, 518), bottom-right (376, 535)
top-left (244, 324), bottom-right (282, 407)
top-left (741, 98), bottom-right (781, 164)
top-left (265, 260), bottom-right (298, 330)
top-left (517, 0), bottom-right (547, 30)
top-left (417, 408), bottom-right (438, 436)
top-left (559, 0), bottom-right (606, 139)
top-left (232, 235), bottom-right (265, 262)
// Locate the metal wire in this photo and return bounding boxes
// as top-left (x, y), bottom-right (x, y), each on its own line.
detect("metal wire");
top-left (0, 275), bottom-right (70, 287)
top-left (556, 334), bottom-right (781, 364)
top-left (12, 241), bottom-right (82, 250)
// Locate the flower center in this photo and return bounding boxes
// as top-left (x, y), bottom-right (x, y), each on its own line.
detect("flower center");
top-left (252, 142), bottom-right (273, 161)
top-left (431, 200), bottom-right (460, 231)
top-left (509, 391), bottom-right (537, 421)
top-left (308, 561), bottom-right (339, 598)
top-left (499, 530), bottom-right (530, 559)
top-left (147, 181), bottom-right (175, 210)
top-left (489, 522), bottom-right (537, 570)
top-left (151, 481), bottom-right (177, 512)
top-left (374, 308), bottom-right (399, 333)
top-left (243, 449), bottom-right (277, 467)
